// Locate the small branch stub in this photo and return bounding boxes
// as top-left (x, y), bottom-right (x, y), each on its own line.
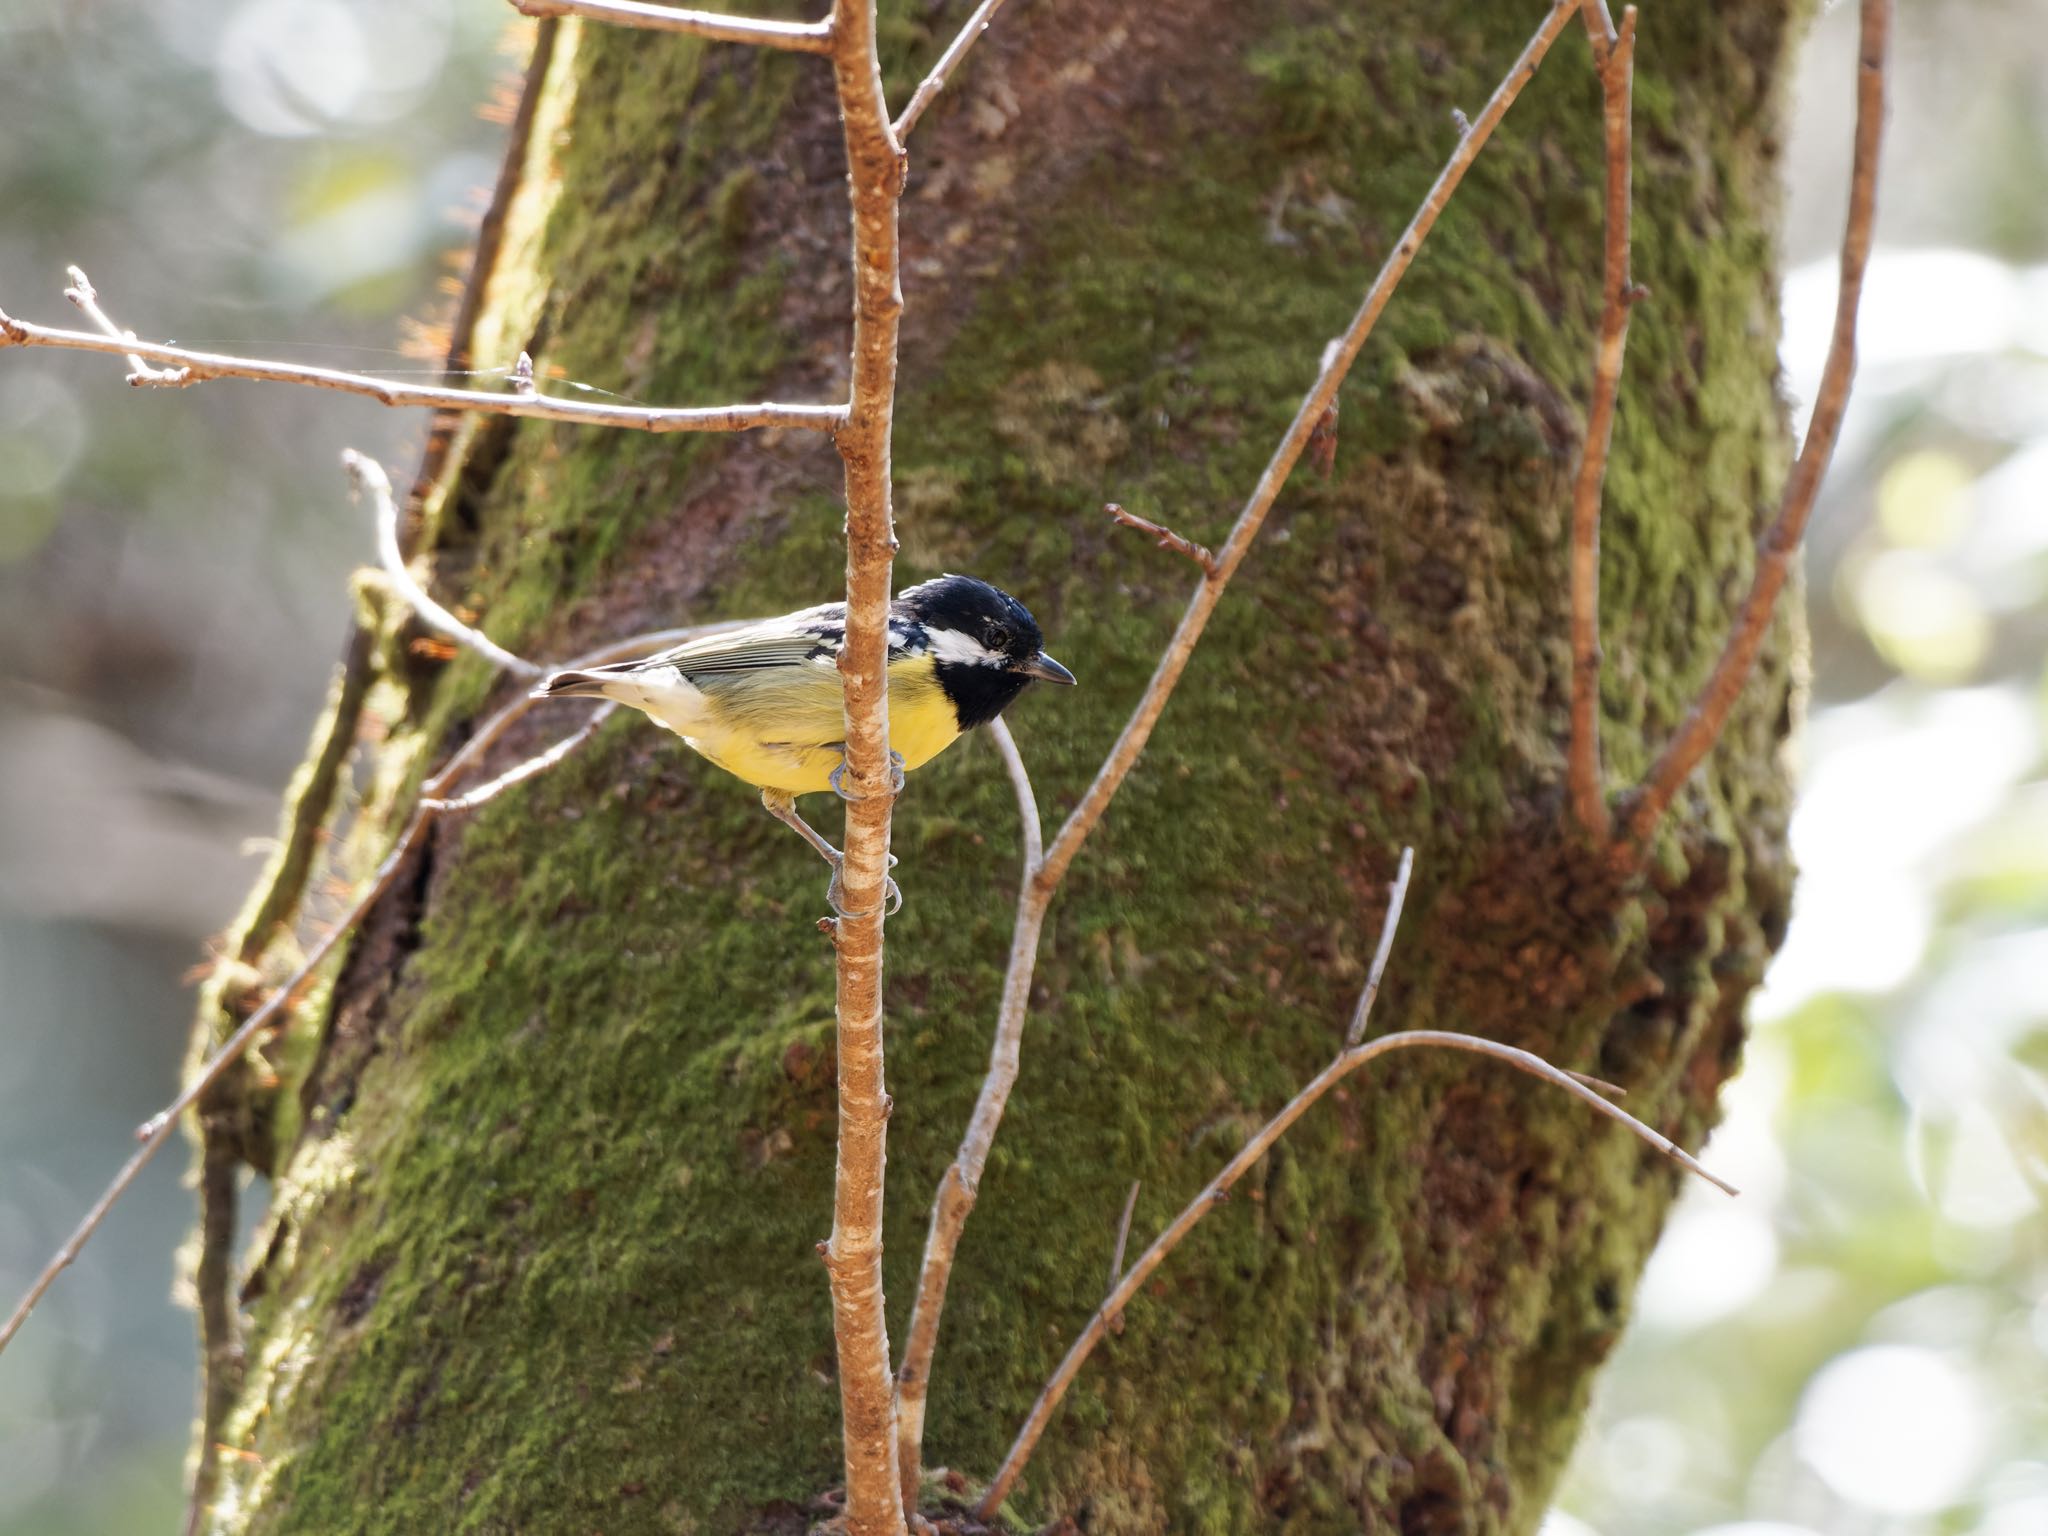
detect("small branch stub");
top-left (1104, 503), bottom-right (1217, 577)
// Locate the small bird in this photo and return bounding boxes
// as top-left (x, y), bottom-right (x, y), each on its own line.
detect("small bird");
top-left (533, 574), bottom-right (1075, 913)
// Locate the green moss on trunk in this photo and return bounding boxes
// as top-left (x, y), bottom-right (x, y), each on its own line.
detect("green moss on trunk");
top-left (203, 3), bottom-right (1801, 1532)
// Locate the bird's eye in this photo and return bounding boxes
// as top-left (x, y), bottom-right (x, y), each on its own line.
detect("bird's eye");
top-left (985, 623), bottom-right (1011, 650)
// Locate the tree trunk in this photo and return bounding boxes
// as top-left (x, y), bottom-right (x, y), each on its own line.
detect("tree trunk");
top-left (202, 2), bottom-right (1799, 1531)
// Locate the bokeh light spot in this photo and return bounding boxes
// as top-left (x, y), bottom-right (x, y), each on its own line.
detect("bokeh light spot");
top-left (1793, 1345), bottom-right (1986, 1513)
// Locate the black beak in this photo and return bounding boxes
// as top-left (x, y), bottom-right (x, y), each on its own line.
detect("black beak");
top-left (1014, 651), bottom-right (1076, 686)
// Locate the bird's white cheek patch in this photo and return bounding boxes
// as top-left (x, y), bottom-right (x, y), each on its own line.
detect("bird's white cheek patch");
top-left (926, 628), bottom-right (1005, 667)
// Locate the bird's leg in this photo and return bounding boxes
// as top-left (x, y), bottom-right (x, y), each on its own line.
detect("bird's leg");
top-left (760, 788), bottom-right (901, 917)
top-left (827, 747), bottom-right (907, 802)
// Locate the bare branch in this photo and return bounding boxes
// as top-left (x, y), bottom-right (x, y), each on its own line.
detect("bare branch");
top-left (901, 1), bottom-right (1586, 1495)
top-left (344, 450), bottom-right (545, 681)
top-left (978, 847), bottom-right (1732, 1515)
top-left (1039, 0), bottom-right (1582, 894)
top-left (0, 809), bottom-right (432, 1359)
top-left (1564, 3), bottom-right (1637, 845)
top-left (893, 0), bottom-right (1014, 141)
top-left (820, 1), bottom-right (909, 1529)
top-left (1105, 503), bottom-right (1217, 578)
top-left (1622, 0), bottom-right (1888, 854)
top-left (62, 266), bottom-right (188, 384)
top-left (0, 309), bottom-right (846, 434)
top-left (507, 0), bottom-right (834, 52)
top-left (1345, 847), bottom-right (1415, 1046)
top-left (896, 719), bottom-right (1043, 1500)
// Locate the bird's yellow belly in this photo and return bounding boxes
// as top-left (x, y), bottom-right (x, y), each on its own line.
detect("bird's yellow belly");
top-left (685, 664), bottom-right (963, 796)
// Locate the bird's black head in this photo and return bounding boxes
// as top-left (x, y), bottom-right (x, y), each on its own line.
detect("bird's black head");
top-left (899, 574), bottom-right (1076, 729)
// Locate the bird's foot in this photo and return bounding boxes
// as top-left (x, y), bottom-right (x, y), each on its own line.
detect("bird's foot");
top-left (829, 749), bottom-right (907, 803)
top-left (825, 851), bottom-right (903, 918)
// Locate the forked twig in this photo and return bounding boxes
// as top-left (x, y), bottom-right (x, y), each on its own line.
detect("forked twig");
top-left (975, 851), bottom-right (1732, 1517)
top-left (507, 0), bottom-right (834, 51)
top-left (345, 451), bottom-right (543, 682)
top-left (1564, 1), bottom-right (1638, 844)
top-left (897, 0), bottom-right (1586, 1496)
top-left (894, 0), bottom-right (1015, 141)
top-left (63, 266), bottom-right (187, 384)
top-left (1620, 0), bottom-right (1889, 856)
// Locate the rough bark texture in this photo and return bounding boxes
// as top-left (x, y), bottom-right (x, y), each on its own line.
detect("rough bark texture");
top-left (201, 2), bottom-right (1800, 1532)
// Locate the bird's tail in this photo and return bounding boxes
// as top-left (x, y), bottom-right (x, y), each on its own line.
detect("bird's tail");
top-left (531, 669), bottom-right (615, 702)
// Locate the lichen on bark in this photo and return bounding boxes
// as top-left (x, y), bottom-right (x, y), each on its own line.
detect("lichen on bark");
top-left (199, 3), bottom-right (1803, 1533)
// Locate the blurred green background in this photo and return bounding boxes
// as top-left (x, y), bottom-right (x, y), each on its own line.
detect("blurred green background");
top-left (1, 3), bottom-right (2043, 1534)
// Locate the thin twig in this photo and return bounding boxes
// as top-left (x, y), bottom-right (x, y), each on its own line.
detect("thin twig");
top-left (0, 309), bottom-right (845, 433)
top-left (894, 717), bottom-right (1045, 1502)
top-left (1621, 0), bottom-right (1888, 856)
top-left (1105, 503), bottom-right (1217, 578)
top-left (62, 266), bottom-right (187, 384)
top-left (422, 703), bottom-right (617, 813)
top-left (508, 0), bottom-right (835, 51)
top-left (1345, 847), bottom-right (1414, 1046)
top-left (1105, 1180), bottom-right (1140, 1333)
top-left (0, 608), bottom-right (726, 1359)
top-left (899, 1), bottom-right (1584, 1494)
top-left (980, 1029), bottom-right (1734, 1514)
top-left (978, 848), bottom-right (1732, 1515)
top-left (820, 1), bottom-right (909, 1530)
top-left (0, 809), bottom-right (430, 1359)
top-left (344, 450), bottom-right (543, 681)
top-left (1038, 0), bottom-right (1580, 895)
top-left (987, 716), bottom-right (1042, 873)
top-left (893, 0), bottom-right (1013, 141)
top-left (1564, 2), bottom-right (1636, 844)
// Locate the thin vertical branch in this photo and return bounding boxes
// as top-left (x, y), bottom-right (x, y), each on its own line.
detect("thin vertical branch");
top-left (1622, 0), bottom-right (1889, 855)
top-left (895, 718), bottom-right (1043, 1504)
top-left (1345, 846), bottom-right (1415, 1046)
top-left (898, 0), bottom-right (1584, 1494)
top-left (823, 1), bottom-right (909, 1530)
top-left (1564, 1), bottom-right (1637, 844)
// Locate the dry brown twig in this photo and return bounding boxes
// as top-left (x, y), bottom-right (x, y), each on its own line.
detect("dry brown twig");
top-left (894, 0), bottom-right (1014, 141)
top-left (894, 0), bottom-right (1586, 1499)
top-left (0, 302), bottom-right (844, 435)
top-left (1617, 0), bottom-right (1889, 857)
top-left (975, 850), bottom-right (1733, 1517)
top-left (1564, 0), bottom-right (1638, 844)
top-left (1104, 503), bottom-right (1217, 577)
top-left (813, 0), bottom-right (911, 1522)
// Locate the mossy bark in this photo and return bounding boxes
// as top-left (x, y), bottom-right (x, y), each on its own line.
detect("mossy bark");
top-left (203, 3), bottom-right (1802, 1532)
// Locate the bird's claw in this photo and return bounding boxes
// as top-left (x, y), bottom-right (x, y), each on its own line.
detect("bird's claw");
top-left (829, 750), bottom-right (907, 803)
top-left (825, 856), bottom-right (904, 919)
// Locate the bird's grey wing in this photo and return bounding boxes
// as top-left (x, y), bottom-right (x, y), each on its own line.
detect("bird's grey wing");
top-left (604, 605), bottom-right (847, 678)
